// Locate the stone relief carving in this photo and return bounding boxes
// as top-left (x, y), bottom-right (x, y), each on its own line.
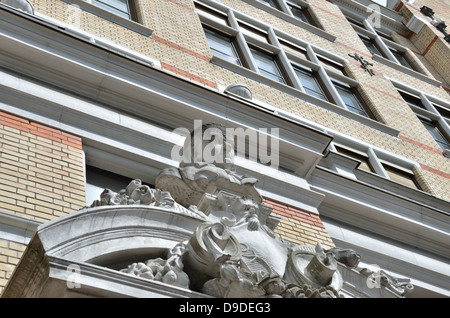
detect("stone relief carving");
top-left (120, 243), bottom-right (190, 289)
top-left (89, 179), bottom-right (207, 220)
top-left (90, 122), bottom-right (414, 298)
top-left (360, 267), bottom-right (414, 297)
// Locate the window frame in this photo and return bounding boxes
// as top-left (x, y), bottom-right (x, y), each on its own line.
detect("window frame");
top-left (203, 26), bottom-right (244, 67)
top-left (347, 16), bottom-right (419, 72)
top-left (196, 0), bottom-right (387, 126)
top-left (333, 81), bottom-right (373, 119)
top-left (393, 80), bottom-right (450, 156)
top-left (89, 0), bottom-right (137, 21)
top-left (330, 142), bottom-right (423, 190)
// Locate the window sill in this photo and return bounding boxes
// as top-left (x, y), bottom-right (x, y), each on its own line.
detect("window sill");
top-left (242, 0), bottom-right (336, 42)
top-left (372, 54), bottom-right (441, 87)
top-left (60, 0), bottom-right (153, 37)
top-left (212, 56), bottom-right (400, 137)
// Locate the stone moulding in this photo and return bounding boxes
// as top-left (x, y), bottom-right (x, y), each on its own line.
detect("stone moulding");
top-left (2, 123), bottom-right (415, 298)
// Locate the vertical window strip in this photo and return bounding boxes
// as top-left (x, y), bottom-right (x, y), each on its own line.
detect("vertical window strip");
top-left (334, 83), bottom-right (370, 118)
top-left (417, 115), bottom-right (450, 151)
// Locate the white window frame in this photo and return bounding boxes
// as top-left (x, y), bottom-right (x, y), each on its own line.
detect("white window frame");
top-left (263, 101), bottom-right (422, 190)
top-left (242, 0), bottom-right (336, 41)
top-left (391, 79), bottom-right (450, 157)
top-left (59, 0), bottom-right (150, 36)
top-left (196, 0), bottom-right (377, 121)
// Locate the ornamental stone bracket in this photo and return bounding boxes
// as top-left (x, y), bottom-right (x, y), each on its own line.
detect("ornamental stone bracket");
top-left (2, 123), bottom-right (414, 298)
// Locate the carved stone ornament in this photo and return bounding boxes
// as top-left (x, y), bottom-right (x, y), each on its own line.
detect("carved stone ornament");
top-left (90, 122), bottom-right (414, 298)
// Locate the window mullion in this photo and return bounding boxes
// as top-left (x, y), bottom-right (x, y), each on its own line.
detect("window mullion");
top-left (368, 148), bottom-right (390, 178)
top-left (363, 19), bottom-right (396, 62)
top-left (228, 11), bottom-right (259, 72)
top-left (277, 0), bottom-right (290, 13)
top-left (420, 93), bottom-right (450, 140)
top-left (306, 45), bottom-right (344, 107)
top-left (268, 28), bottom-right (300, 89)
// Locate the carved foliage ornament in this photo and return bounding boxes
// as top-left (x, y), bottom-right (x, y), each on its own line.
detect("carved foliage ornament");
top-left (90, 123), bottom-right (414, 298)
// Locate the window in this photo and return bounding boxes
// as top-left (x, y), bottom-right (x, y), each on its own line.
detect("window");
top-left (330, 142), bottom-right (423, 191)
top-left (258, 0), bottom-right (279, 9)
top-left (395, 83), bottom-right (450, 155)
top-left (196, 0), bottom-right (377, 121)
top-left (92, 0), bottom-right (135, 20)
top-left (204, 27), bottom-right (243, 66)
top-left (85, 166), bottom-right (138, 206)
top-left (334, 82), bottom-right (372, 118)
top-left (436, 106), bottom-right (450, 123)
top-left (358, 33), bottom-right (382, 56)
top-left (389, 47), bottom-right (413, 70)
top-left (347, 15), bottom-right (419, 72)
top-left (293, 66), bottom-right (328, 101)
top-left (417, 115), bottom-right (450, 152)
top-left (254, 0), bottom-right (318, 27)
top-left (287, 1), bottom-right (313, 25)
top-left (398, 91), bottom-right (425, 109)
top-left (250, 47), bottom-right (286, 84)
top-left (335, 146), bottom-right (374, 173)
top-left (382, 163), bottom-right (421, 190)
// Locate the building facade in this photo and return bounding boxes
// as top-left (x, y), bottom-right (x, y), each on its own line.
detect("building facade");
top-left (0, 0), bottom-right (449, 298)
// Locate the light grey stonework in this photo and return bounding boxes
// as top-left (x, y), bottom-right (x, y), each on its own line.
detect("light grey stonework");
top-left (2, 124), bottom-right (413, 298)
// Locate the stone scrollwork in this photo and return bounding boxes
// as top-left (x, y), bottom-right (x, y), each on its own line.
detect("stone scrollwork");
top-left (360, 267), bottom-right (415, 297)
top-left (92, 122), bottom-right (414, 298)
top-left (120, 243), bottom-right (190, 289)
top-left (89, 179), bottom-right (207, 220)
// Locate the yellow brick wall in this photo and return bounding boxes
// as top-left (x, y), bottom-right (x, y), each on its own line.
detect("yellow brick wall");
top-left (0, 111), bottom-right (86, 221)
top-left (24, 0), bottom-right (449, 200)
top-left (396, 1), bottom-right (450, 86)
top-left (264, 198), bottom-right (335, 249)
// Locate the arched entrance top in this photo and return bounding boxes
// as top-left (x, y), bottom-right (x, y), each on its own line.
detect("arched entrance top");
top-left (37, 205), bottom-right (206, 267)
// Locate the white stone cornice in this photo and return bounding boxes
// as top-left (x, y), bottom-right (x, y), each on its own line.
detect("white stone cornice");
top-left (323, 216), bottom-right (450, 297)
top-left (0, 6), bottom-right (332, 214)
top-left (309, 167), bottom-right (450, 258)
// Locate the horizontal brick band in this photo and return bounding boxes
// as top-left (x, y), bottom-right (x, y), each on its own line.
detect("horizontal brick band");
top-left (0, 111), bottom-right (82, 149)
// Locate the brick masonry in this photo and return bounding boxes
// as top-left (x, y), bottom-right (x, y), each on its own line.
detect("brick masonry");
top-left (0, 0), bottom-right (447, 295)
top-left (0, 111), bottom-right (86, 292)
top-left (263, 198), bottom-right (335, 249)
top-left (20, 0), bottom-right (450, 245)
top-left (0, 111), bottom-right (86, 221)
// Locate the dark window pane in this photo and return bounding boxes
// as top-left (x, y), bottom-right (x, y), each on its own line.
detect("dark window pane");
top-left (250, 47), bottom-right (286, 84)
top-left (418, 116), bottom-right (450, 151)
top-left (335, 83), bottom-right (370, 117)
top-left (258, 0), bottom-right (279, 9)
top-left (204, 28), bottom-right (243, 66)
top-left (335, 146), bottom-right (374, 173)
top-left (93, 0), bottom-right (132, 19)
top-left (389, 48), bottom-right (413, 69)
top-left (399, 91), bottom-right (425, 109)
top-left (359, 34), bottom-right (381, 56)
top-left (288, 3), bottom-right (311, 24)
top-left (382, 164), bottom-right (421, 190)
top-left (294, 66), bottom-right (328, 101)
top-left (85, 166), bottom-right (152, 206)
top-left (435, 105), bottom-right (450, 121)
